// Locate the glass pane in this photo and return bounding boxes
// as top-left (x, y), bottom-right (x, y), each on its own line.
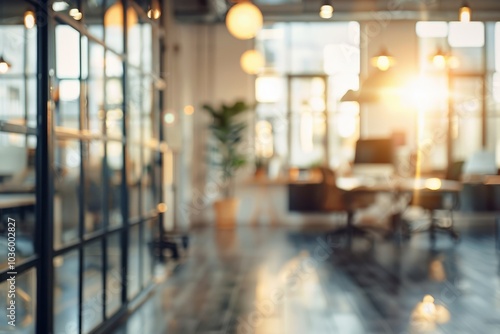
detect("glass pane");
top-left (0, 78), bottom-right (25, 124)
top-left (106, 232), bottom-right (122, 317)
top-left (83, 0), bottom-right (105, 39)
top-left (56, 25), bottom-right (81, 79)
top-left (56, 79), bottom-right (81, 129)
top-left (0, 268), bottom-right (36, 333)
top-left (289, 77), bottom-right (327, 167)
top-left (107, 142), bottom-right (123, 227)
top-left (142, 24), bottom-right (153, 73)
top-left (0, 134), bottom-right (36, 271)
top-left (104, 0), bottom-right (125, 53)
top-left (142, 220), bottom-right (154, 285)
top-left (128, 145), bottom-right (141, 219)
top-left (127, 20), bottom-right (142, 67)
top-left (87, 43), bottom-right (105, 134)
top-left (451, 77), bottom-right (483, 162)
top-left (0, 26), bottom-right (25, 75)
top-left (142, 150), bottom-right (157, 215)
top-left (84, 141), bottom-right (104, 234)
top-left (54, 140), bottom-right (81, 249)
top-left (54, 250), bottom-right (79, 334)
top-left (82, 240), bottom-right (103, 334)
top-left (128, 68), bottom-right (141, 143)
top-left (128, 224), bottom-right (140, 298)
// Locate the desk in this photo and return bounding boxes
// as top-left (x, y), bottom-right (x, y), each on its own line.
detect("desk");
top-left (335, 177), bottom-right (462, 244)
top-left (0, 194), bottom-right (36, 210)
top-left (243, 176), bottom-right (322, 226)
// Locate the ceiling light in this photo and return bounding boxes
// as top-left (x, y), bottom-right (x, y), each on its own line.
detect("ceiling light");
top-left (69, 8), bottom-right (82, 20)
top-left (370, 48), bottom-right (395, 71)
top-left (147, 0), bottom-right (161, 19)
top-left (240, 49), bottom-right (264, 75)
top-left (429, 48), bottom-right (459, 70)
top-left (0, 55), bottom-right (11, 74)
top-left (459, 2), bottom-right (471, 22)
top-left (105, 1), bottom-right (138, 28)
top-left (24, 10), bottom-right (36, 29)
top-left (52, 1), bottom-right (69, 12)
top-left (226, 1), bottom-right (263, 40)
top-left (319, 0), bottom-right (334, 19)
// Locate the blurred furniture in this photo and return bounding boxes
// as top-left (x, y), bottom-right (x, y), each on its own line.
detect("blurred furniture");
top-left (409, 189), bottom-right (460, 242)
top-left (289, 168), bottom-right (377, 244)
top-left (352, 138), bottom-right (394, 178)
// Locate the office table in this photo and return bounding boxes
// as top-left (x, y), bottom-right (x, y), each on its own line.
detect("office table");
top-left (243, 176), bottom-right (322, 226)
top-left (335, 177), bottom-right (462, 244)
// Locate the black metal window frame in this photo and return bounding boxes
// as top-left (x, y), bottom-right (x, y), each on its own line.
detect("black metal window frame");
top-left (0, 0), bottom-right (166, 333)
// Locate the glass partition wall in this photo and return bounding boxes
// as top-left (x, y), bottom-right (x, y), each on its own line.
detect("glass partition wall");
top-left (0, 1), bottom-right (166, 333)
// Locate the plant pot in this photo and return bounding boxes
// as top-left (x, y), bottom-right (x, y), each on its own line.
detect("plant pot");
top-left (213, 198), bottom-right (240, 228)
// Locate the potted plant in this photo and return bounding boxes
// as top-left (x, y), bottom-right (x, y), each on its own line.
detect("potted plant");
top-left (203, 101), bottom-right (251, 227)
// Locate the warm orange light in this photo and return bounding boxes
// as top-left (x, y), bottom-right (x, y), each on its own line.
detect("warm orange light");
top-left (24, 10), bottom-right (36, 29)
top-left (184, 105), bottom-right (194, 115)
top-left (157, 203), bottom-right (168, 213)
top-left (0, 55), bottom-right (11, 74)
top-left (425, 178), bottom-right (442, 190)
top-left (147, 0), bottom-right (161, 19)
top-left (226, 2), bottom-right (263, 40)
top-left (371, 49), bottom-right (395, 71)
top-left (319, 4), bottom-right (334, 19)
top-left (459, 4), bottom-right (471, 22)
top-left (105, 1), bottom-right (138, 28)
top-left (240, 50), bottom-right (264, 75)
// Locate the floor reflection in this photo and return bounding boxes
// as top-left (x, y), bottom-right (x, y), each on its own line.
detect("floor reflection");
top-left (112, 219), bottom-right (500, 334)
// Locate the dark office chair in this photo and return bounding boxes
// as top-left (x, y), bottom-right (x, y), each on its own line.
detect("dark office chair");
top-left (319, 168), bottom-right (378, 244)
top-left (409, 189), bottom-right (460, 242)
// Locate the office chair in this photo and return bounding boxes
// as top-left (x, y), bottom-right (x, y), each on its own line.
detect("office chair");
top-left (319, 167), bottom-right (378, 245)
top-left (409, 189), bottom-right (460, 242)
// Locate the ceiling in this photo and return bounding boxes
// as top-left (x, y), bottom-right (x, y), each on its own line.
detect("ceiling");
top-left (173, 0), bottom-right (500, 23)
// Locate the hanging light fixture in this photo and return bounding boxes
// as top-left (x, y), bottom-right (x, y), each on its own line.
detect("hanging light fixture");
top-left (226, 1), bottom-right (263, 40)
top-left (240, 49), bottom-right (264, 75)
top-left (0, 55), bottom-right (11, 74)
top-left (105, 1), bottom-right (138, 28)
top-left (69, 8), bottom-right (83, 20)
top-left (370, 48), bottom-right (396, 71)
top-left (147, 0), bottom-right (161, 19)
top-left (319, 0), bottom-right (334, 19)
top-left (24, 10), bottom-right (36, 29)
top-left (459, 2), bottom-right (471, 22)
top-left (429, 47), bottom-right (459, 70)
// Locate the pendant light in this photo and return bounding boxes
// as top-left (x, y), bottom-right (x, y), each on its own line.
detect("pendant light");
top-left (148, 0), bottom-right (161, 19)
top-left (0, 55), bottom-right (12, 74)
top-left (226, 1), bottom-right (263, 40)
top-left (24, 10), bottom-right (36, 29)
top-left (319, 0), bottom-right (334, 19)
top-left (459, 2), bottom-right (471, 22)
top-left (240, 50), bottom-right (264, 75)
top-left (371, 48), bottom-right (396, 71)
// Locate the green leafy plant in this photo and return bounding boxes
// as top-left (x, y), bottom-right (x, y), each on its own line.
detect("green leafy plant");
top-left (203, 101), bottom-right (251, 198)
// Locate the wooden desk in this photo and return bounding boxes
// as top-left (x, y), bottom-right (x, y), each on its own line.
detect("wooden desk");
top-left (0, 194), bottom-right (36, 210)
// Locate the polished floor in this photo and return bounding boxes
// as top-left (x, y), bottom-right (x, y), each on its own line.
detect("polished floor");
top-left (111, 217), bottom-right (500, 334)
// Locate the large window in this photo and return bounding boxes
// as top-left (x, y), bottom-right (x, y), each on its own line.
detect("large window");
top-left (0, 1), bottom-right (166, 333)
top-left (255, 22), bottom-right (361, 169)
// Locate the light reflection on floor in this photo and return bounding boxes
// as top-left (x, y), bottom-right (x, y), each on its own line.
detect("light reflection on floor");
top-left (112, 220), bottom-right (500, 334)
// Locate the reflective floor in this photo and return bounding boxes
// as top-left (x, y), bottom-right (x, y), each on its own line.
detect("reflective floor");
top-left (112, 218), bottom-right (500, 334)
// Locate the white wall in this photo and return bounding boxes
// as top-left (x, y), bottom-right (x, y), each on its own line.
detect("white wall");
top-left (164, 17), bottom-right (255, 226)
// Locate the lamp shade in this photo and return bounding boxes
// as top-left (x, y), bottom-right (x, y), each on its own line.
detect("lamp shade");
top-left (105, 1), bottom-right (138, 28)
top-left (240, 50), bottom-right (264, 75)
top-left (226, 2), bottom-right (263, 40)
